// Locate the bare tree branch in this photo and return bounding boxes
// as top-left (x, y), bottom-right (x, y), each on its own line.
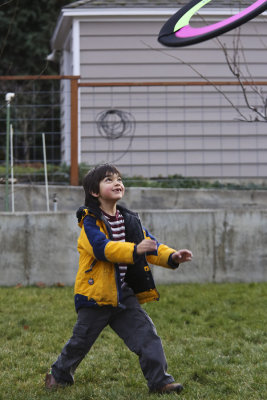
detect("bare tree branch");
top-left (0, 0), bottom-right (15, 7)
top-left (215, 31), bottom-right (267, 121)
top-left (145, 0), bottom-right (267, 123)
top-left (0, 0), bottom-right (19, 60)
top-left (193, 4), bottom-right (267, 122)
top-left (142, 40), bottom-right (250, 121)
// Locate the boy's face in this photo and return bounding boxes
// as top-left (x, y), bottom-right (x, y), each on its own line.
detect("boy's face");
top-left (93, 172), bottom-right (125, 204)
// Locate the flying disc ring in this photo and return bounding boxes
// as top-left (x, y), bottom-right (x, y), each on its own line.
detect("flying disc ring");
top-left (158, 0), bottom-right (267, 47)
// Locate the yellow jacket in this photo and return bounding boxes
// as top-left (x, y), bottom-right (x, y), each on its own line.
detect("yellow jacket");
top-left (74, 205), bottom-right (179, 311)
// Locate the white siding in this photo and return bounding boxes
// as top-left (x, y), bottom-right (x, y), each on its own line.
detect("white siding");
top-left (60, 32), bottom-right (72, 164)
top-left (78, 16), bottom-right (267, 81)
top-left (60, 25), bottom-right (79, 164)
top-left (60, 11), bottom-right (267, 178)
top-left (79, 83), bottom-right (267, 177)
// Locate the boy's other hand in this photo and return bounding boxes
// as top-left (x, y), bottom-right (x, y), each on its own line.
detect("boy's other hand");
top-left (136, 239), bottom-right (157, 255)
top-left (172, 249), bottom-right (193, 264)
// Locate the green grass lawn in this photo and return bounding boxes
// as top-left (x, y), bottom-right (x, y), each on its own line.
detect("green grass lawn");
top-left (0, 283), bottom-right (266, 400)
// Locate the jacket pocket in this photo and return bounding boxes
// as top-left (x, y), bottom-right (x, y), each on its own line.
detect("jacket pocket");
top-left (85, 259), bottom-right (97, 273)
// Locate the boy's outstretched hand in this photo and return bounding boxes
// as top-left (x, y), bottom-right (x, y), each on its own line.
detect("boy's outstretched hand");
top-left (171, 249), bottom-right (193, 264)
top-left (136, 240), bottom-right (193, 265)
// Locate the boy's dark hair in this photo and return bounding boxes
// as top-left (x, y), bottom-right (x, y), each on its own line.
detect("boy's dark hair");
top-left (83, 163), bottom-right (122, 208)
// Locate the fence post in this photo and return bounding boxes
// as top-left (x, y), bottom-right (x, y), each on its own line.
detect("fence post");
top-left (70, 77), bottom-right (79, 186)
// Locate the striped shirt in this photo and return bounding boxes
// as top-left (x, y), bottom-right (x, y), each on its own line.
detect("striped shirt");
top-left (102, 209), bottom-right (127, 283)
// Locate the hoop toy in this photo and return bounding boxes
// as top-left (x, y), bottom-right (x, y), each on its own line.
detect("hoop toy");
top-left (158, 0), bottom-right (267, 47)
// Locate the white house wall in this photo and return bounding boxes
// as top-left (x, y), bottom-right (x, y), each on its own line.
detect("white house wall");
top-left (59, 11), bottom-right (267, 178)
top-left (80, 84), bottom-right (267, 177)
top-left (60, 24), bottom-right (81, 164)
top-left (78, 15), bottom-right (267, 81)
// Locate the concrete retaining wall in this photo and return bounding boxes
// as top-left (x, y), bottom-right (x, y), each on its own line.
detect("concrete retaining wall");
top-left (1, 209), bottom-right (266, 286)
top-left (1, 185), bottom-right (267, 212)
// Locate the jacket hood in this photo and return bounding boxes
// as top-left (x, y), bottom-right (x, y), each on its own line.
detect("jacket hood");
top-left (76, 206), bottom-right (101, 227)
top-left (76, 206), bottom-right (89, 228)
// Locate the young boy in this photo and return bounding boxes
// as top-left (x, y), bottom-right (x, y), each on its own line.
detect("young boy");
top-left (45, 163), bottom-right (193, 394)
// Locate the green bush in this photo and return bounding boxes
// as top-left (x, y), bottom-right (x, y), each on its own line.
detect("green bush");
top-left (1, 163), bottom-right (267, 189)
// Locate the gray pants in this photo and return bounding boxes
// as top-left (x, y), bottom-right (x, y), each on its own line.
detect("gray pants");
top-left (52, 285), bottom-right (174, 391)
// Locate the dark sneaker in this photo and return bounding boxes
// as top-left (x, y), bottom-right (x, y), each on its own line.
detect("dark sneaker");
top-left (151, 382), bottom-right (184, 394)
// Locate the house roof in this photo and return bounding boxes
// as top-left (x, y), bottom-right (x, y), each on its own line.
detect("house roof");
top-left (51, 0), bottom-right (261, 50)
top-left (64, 0), bottom-right (253, 9)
